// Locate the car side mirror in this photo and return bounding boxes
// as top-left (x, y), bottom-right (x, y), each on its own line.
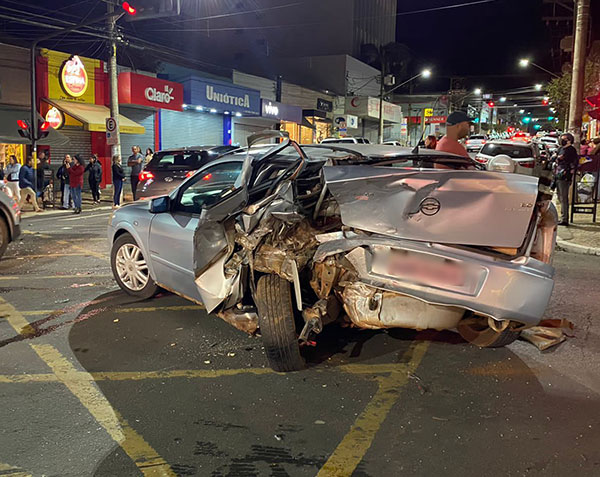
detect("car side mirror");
top-left (150, 196), bottom-right (170, 213)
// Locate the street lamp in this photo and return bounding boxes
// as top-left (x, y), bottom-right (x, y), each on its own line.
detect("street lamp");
top-left (518, 58), bottom-right (560, 78)
top-left (378, 68), bottom-right (432, 143)
top-left (535, 84), bottom-right (543, 91)
top-left (499, 96), bottom-right (507, 102)
top-left (474, 88), bottom-right (482, 95)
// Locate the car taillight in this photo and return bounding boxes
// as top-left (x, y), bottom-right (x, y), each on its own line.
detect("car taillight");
top-left (139, 171), bottom-right (154, 181)
top-left (185, 170), bottom-right (195, 178)
top-left (481, 140), bottom-right (486, 144)
top-left (520, 160), bottom-right (535, 168)
top-left (202, 173), bottom-right (213, 181)
top-left (475, 156), bottom-right (488, 164)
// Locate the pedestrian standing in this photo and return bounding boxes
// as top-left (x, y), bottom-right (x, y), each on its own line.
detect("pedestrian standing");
top-left (424, 135), bottom-right (437, 150)
top-left (590, 138), bottom-right (600, 156)
top-left (57, 154), bottom-right (72, 209)
top-left (36, 151), bottom-right (50, 200)
top-left (4, 155), bottom-right (21, 203)
top-left (435, 111), bottom-right (471, 158)
top-left (18, 157), bottom-right (41, 212)
top-left (145, 148), bottom-right (153, 166)
top-left (67, 155), bottom-right (85, 214)
top-left (580, 138), bottom-right (592, 156)
top-left (554, 133), bottom-right (579, 226)
top-left (112, 155), bottom-right (125, 208)
top-left (85, 154), bottom-right (103, 204)
top-left (127, 145), bottom-right (143, 201)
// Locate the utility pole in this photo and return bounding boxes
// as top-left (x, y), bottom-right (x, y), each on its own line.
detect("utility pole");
top-left (378, 50), bottom-right (385, 144)
top-left (107, 2), bottom-right (121, 159)
top-left (568, 0), bottom-right (590, 145)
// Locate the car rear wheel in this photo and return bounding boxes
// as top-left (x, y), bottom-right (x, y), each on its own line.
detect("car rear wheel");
top-left (0, 217), bottom-right (9, 259)
top-left (256, 274), bottom-right (305, 372)
top-left (111, 233), bottom-right (158, 299)
top-left (457, 316), bottom-right (519, 348)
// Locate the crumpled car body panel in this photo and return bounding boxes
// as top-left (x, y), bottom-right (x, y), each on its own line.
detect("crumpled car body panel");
top-left (324, 166), bottom-right (539, 248)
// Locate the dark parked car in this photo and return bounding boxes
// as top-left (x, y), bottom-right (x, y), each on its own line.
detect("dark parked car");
top-left (136, 145), bottom-right (239, 199)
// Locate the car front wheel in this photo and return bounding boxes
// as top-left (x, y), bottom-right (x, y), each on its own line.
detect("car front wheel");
top-left (256, 274), bottom-right (305, 372)
top-left (111, 233), bottom-right (158, 299)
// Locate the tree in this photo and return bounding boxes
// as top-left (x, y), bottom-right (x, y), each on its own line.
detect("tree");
top-left (547, 49), bottom-right (600, 126)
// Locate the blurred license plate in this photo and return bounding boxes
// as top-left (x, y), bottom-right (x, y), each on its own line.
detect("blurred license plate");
top-left (385, 250), bottom-right (466, 288)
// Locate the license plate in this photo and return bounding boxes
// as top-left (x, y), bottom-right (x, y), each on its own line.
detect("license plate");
top-left (381, 249), bottom-right (466, 288)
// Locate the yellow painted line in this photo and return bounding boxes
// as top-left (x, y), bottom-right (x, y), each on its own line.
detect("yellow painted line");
top-left (21, 230), bottom-right (52, 238)
top-left (55, 239), bottom-right (107, 259)
top-left (21, 305), bottom-right (202, 317)
top-left (317, 341), bottom-right (430, 477)
top-left (0, 463), bottom-right (32, 477)
top-left (0, 298), bottom-right (175, 476)
top-left (115, 410), bottom-right (176, 477)
top-left (0, 274), bottom-right (112, 281)
top-left (91, 367), bottom-right (272, 381)
top-left (29, 343), bottom-right (125, 443)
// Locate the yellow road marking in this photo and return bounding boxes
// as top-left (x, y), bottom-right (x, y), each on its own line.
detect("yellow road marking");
top-left (0, 298), bottom-right (175, 476)
top-left (12, 232), bottom-right (107, 259)
top-left (20, 305), bottom-right (202, 316)
top-left (55, 239), bottom-right (107, 259)
top-left (116, 410), bottom-right (176, 477)
top-left (317, 341), bottom-right (430, 477)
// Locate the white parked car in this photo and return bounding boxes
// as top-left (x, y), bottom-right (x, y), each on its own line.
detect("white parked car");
top-left (465, 135), bottom-right (488, 152)
top-left (475, 141), bottom-right (539, 175)
top-left (320, 137), bottom-right (370, 144)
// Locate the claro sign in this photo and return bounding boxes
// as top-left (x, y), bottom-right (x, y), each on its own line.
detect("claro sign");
top-left (118, 72), bottom-right (183, 111)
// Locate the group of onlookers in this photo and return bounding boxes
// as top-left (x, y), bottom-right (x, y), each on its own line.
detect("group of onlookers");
top-left (1, 154), bottom-right (43, 212)
top-left (580, 138), bottom-right (600, 156)
top-left (56, 154), bottom-right (103, 214)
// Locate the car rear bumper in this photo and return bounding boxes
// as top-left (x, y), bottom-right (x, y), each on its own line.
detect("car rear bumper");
top-left (314, 235), bottom-right (554, 327)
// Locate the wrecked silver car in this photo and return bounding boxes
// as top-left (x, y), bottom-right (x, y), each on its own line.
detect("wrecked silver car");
top-left (108, 132), bottom-right (558, 372)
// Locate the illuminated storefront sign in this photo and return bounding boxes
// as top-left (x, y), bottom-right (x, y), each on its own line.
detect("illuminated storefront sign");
top-left (60, 56), bottom-right (88, 98)
top-left (45, 106), bottom-right (64, 129)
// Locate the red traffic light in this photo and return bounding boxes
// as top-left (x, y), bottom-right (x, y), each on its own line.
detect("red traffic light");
top-left (40, 121), bottom-right (50, 131)
top-left (122, 2), bottom-right (136, 14)
top-left (17, 119), bottom-right (29, 129)
top-left (487, 101), bottom-right (495, 108)
top-left (541, 99), bottom-right (549, 105)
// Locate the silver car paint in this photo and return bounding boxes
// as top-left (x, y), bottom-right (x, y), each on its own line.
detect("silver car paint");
top-left (324, 165), bottom-right (539, 248)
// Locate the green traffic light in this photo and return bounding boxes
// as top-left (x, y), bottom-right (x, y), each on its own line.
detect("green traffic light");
top-left (522, 117), bottom-right (531, 124)
top-left (548, 116), bottom-right (554, 121)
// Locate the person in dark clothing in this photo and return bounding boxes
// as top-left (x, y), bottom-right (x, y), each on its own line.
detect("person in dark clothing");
top-left (112, 154), bottom-right (125, 208)
top-left (36, 152), bottom-right (51, 199)
top-left (85, 154), bottom-right (103, 204)
top-left (56, 154), bottom-right (73, 209)
top-left (18, 157), bottom-right (41, 212)
top-left (66, 155), bottom-right (85, 214)
top-left (127, 145), bottom-right (143, 201)
top-left (554, 133), bottom-right (579, 226)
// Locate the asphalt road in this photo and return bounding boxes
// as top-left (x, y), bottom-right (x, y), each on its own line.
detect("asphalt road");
top-left (1, 208), bottom-right (600, 477)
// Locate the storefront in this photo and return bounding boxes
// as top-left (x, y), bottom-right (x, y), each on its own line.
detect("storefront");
top-left (345, 96), bottom-right (403, 143)
top-left (160, 76), bottom-right (261, 149)
top-left (118, 71), bottom-right (183, 155)
top-left (37, 49), bottom-right (145, 185)
top-left (255, 99), bottom-right (303, 143)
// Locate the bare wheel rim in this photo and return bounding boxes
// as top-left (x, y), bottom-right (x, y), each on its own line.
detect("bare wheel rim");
top-left (115, 243), bottom-right (149, 291)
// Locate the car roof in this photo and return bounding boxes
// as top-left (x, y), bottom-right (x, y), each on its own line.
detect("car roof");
top-left (155, 145), bottom-right (233, 154)
top-left (309, 143), bottom-right (468, 159)
top-left (484, 140), bottom-right (532, 147)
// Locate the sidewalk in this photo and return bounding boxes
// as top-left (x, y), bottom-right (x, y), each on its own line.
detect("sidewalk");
top-left (555, 199), bottom-right (600, 255)
top-left (19, 190), bottom-right (136, 218)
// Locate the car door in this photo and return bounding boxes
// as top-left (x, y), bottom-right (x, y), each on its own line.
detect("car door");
top-left (148, 161), bottom-right (243, 303)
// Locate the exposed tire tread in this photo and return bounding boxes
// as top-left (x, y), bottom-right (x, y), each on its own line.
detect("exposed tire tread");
top-left (256, 274), bottom-right (305, 372)
top-left (111, 233), bottom-right (159, 300)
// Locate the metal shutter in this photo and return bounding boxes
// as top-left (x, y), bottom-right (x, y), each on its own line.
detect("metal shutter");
top-left (49, 128), bottom-right (91, 164)
top-left (160, 110), bottom-right (223, 149)
top-left (232, 120), bottom-right (270, 147)
top-left (120, 107), bottom-right (155, 159)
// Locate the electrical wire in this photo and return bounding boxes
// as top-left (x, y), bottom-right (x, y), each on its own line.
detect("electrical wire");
top-left (170, 1), bottom-right (306, 24)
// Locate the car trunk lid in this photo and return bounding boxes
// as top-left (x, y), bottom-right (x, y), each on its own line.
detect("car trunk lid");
top-left (323, 165), bottom-right (539, 248)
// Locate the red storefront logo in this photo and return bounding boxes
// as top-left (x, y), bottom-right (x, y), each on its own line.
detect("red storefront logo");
top-left (45, 107), bottom-right (64, 129)
top-left (118, 72), bottom-right (183, 111)
top-left (60, 56), bottom-right (88, 97)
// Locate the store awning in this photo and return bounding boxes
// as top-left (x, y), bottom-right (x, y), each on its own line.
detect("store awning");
top-left (0, 107), bottom-right (70, 146)
top-left (46, 99), bottom-right (145, 134)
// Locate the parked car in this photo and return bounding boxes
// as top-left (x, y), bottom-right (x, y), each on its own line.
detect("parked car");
top-left (538, 135), bottom-right (559, 153)
top-left (511, 131), bottom-right (532, 143)
top-left (475, 141), bottom-right (540, 175)
top-left (465, 135), bottom-right (488, 152)
top-left (0, 182), bottom-right (21, 259)
top-left (320, 137), bottom-right (370, 144)
top-left (109, 133), bottom-right (557, 372)
top-left (382, 140), bottom-right (403, 146)
top-left (136, 145), bottom-right (239, 199)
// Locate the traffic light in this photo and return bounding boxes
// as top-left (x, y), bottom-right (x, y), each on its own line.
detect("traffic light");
top-left (473, 117), bottom-right (480, 124)
top-left (548, 116), bottom-right (554, 121)
top-left (487, 101), bottom-right (495, 108)
top-left (541, 98), bottom-right (549, 106)
top-left (38, 120), bottom-right (50, 140)
top-left (17, 119), bottom-right (31, 139)
top-left (122, 2), bottom-right (137, 14)
top-left (522, 117), bottom-right (532, 124)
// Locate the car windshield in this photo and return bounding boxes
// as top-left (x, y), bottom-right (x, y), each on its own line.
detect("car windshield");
top-left (480, 143), bottom-right (533, 159)
top-left (147, 151), bottom-right (210, 171)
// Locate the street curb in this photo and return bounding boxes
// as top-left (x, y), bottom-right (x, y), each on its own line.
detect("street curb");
top-left (21, 205), bottom-right (113, 219)
top-left (556, 239), bottom-right (600, 256)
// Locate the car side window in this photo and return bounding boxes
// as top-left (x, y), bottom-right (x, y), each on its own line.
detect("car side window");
top-left (175, 162), bottom-right (243, 215)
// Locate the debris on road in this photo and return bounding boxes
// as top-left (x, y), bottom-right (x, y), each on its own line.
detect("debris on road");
top-left (520, 319), bottom-right (574, 351)
top-left (227, 352), bottom-right (236, 357)
top-left (408, 372), bottom-right (428, 394)
top-left (113, 319), bottom-right (119, 323)
top-left (314, 420), bottom-right (326, 425)
top-left (70, 283), bottom-right (95, 288)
